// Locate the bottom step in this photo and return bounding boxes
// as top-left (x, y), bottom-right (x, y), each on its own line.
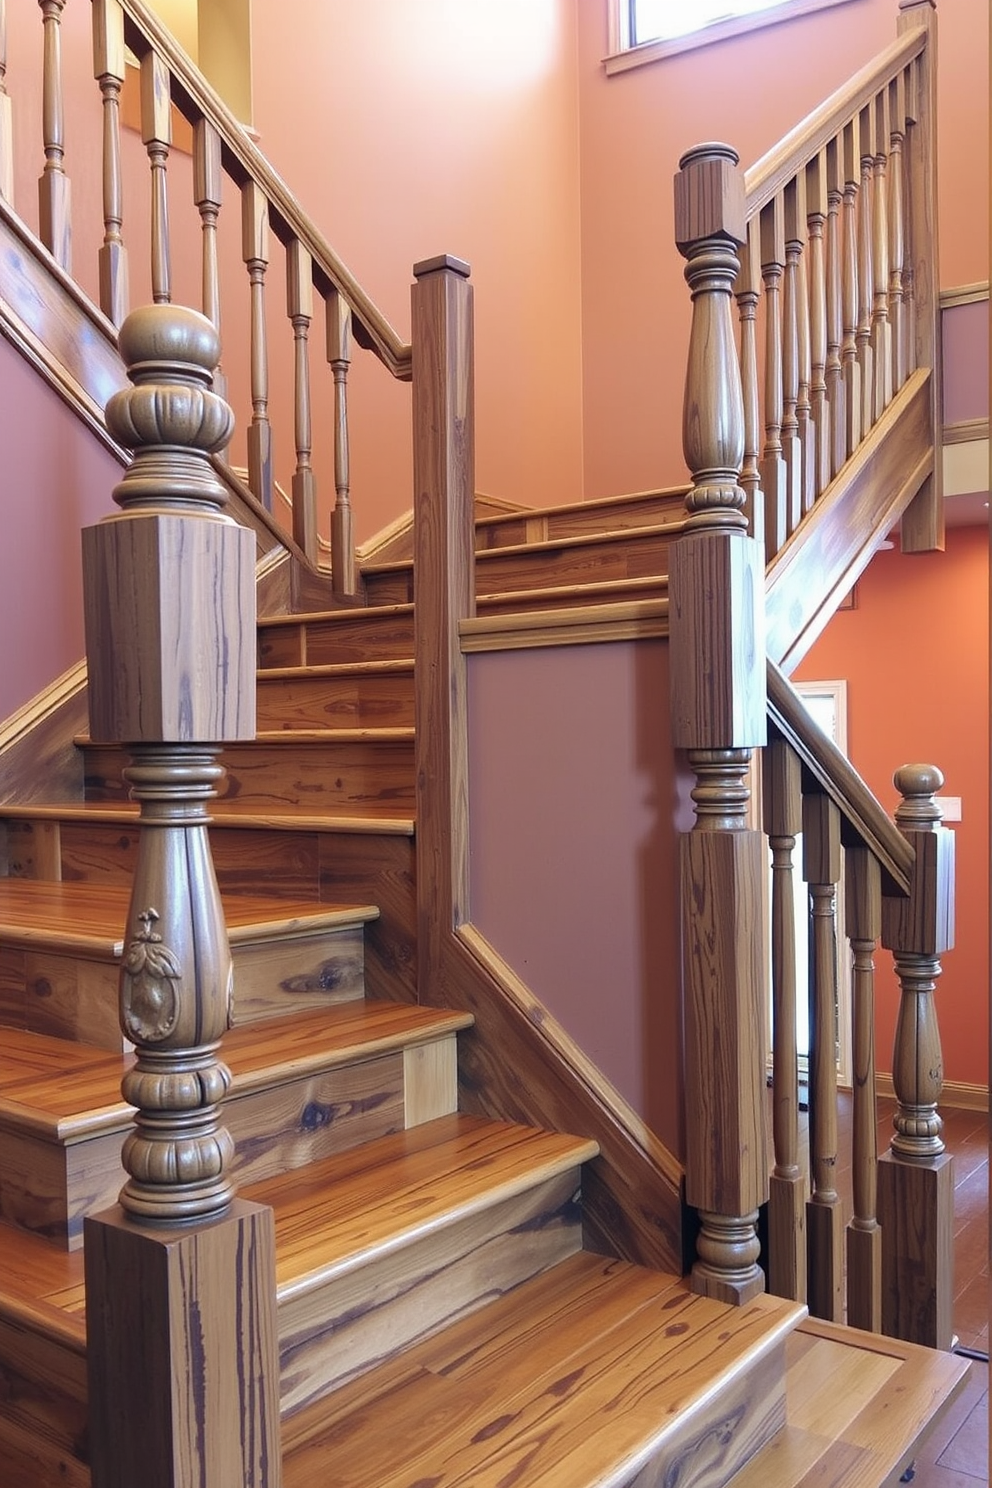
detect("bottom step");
top-left (283, 1251), bottom-right (803, 1487)
top-left (731, 1316), bottom-right (972, 1488)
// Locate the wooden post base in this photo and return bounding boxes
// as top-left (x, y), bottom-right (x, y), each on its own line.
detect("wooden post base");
top-left (84, 1198), bottom-right (282, 1488)
top-left (806, 1196), bottom-right (844, 1322)
top-left (846, 1220), bottom-right (882, 1332)
top-left (878, 1148), bottom-right (954, 1349)
top-left (768, 1171), bottom-right (807, 1301)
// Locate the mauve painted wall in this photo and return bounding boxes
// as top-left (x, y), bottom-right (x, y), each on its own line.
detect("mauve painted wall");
top-left (942, 301), bottom-right (990, 426)
top-left (468, 639), bottom-right (688, 1159)
top-left (0, 334), bottom-right (119, 720)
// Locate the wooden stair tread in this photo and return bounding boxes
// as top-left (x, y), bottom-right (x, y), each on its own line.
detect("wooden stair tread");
top-left (281, 1249), bottom-right (802, 1486)
top-left (472, 484), bottom-right (689, 535)
top-left (80, 727), bottom-right (416, 747)
top-left (0, 878), bottom-right (379, 949)
top-left (258, 601), bottom-right (413, 628)
top-left (242, 1114), bottom-right (599, 1294)
top-left (726, 1317), bottom-right (971, 1487)
top-left (0, 801), bottom-right (416, 834)
top-left (258, 658), bottom-right (414, 680)
top-left (0, 1004), bottom-right (472, 1140)
top-left (0, 1217), bottom-right (87, 1336)
top-left (362, 519), bottom-right (683, 578)
top-left (477, 573), bottom-right (669, 608)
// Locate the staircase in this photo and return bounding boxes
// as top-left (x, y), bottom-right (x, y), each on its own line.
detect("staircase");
top-left (0, 0), bottom-right (973, 1484)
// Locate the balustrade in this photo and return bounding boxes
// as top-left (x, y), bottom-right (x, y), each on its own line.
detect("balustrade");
top-left (38, 0), bottom-right (70, 269)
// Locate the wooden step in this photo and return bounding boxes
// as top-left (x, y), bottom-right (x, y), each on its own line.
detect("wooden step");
top-left (281, 1248), bottom-right (802, 1486)
top-left (244, 1114), bottom-right (601, 1415)
top-left (473, 485), bottom-right (690, 550)
top-left (258, 603), bottom-right (415, 669)
top-left (0, 878), bottom-right (378, 1045)
top-left (0, 805), bottom-right (419, 1005)
top-left (362, 523), bottom-right (679, 606)
top-left (82, 729), bottom-right (416, 815)
top-left (728, 1316), bottom-right (971, 1487)
top-left (0, 1002), bottom-right (471, 1248)
top-left (256, 658), bottom-right (415, 729)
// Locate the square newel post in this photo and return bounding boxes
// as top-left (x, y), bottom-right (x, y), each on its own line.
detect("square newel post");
top-left (81, 305), bottom-right (282, 1488)
top-left (671, 144), bottom-right (768, 1305)
top-left (411, 255), bottom-right (475, 998)
top-left (879, 763), bottom-right (955, 1349)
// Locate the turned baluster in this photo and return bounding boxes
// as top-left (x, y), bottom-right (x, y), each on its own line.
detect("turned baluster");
top-left (0, 0), bottom-right (13, 205)
top-left (879, 763), bottom-right (954, 1347)
top-left (781, 177), bottom-right (803, 536)
top-left (759, 195), bottom-right (788, 559)
top-left (871, 90), bottom-right (894, 415)
top-left (841, 120), bottom-right (862, 458)
top-left (735, 223), bottom-right (763, 546)
top-left (887, 73), bottom-right (907, 393)
top-left (192, 119), bottom-right (228, 430)
top-left (327, 287), bottom-right (356, 597)
top-left (856, 105), bottom-right (876, 435)
top-left (81, 305), bottom-right (279, 1488)
top-left (824, 138), bottom-right (845, 479)
top-left (141, 51), bottom-right (172, 304)
top-left (286, 239), bottom-right (317, 564)
top-left (242, 180), bottom-right (272, 510)
top-left (803, 789), bottom-right (844, 1322)
top-left (805, 154), bottom-right (830, 502)
top-left (763, 737), bottom-right (806, 1302)
top-left (38, 0), bottom-right (71, 270)
top-left (672, 144), bottom-right (767, 1306)
top-left (845, 845), bottom-right (882, 1332)
top-left (796, 214), bottom-right (815, 516)
top-left (93, 0), bottom-right (128, 327)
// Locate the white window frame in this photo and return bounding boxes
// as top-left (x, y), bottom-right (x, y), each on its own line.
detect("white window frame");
top-left (605, 0), bottom-right (861, 75)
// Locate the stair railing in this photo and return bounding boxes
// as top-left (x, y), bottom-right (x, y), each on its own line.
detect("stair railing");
top-left (765, 664), bottom-right (955, 1348)
top-left (15, 0), bottom-right (413, 595)
top-left (671, 0), bottom-right (953, 1348)
top-left (80, 302), bottom-right (282, 1485)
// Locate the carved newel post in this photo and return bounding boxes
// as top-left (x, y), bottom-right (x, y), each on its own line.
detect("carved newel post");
top-left (671, 145), bottom-right (768, 1304)
top-left (878, 762), bottom-right (955, 1349)
top-left (82, 305), bottom-right (282, 1488)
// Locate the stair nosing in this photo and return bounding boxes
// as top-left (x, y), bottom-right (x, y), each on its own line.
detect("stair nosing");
top-left (0, 802), bottom-right (416, 834)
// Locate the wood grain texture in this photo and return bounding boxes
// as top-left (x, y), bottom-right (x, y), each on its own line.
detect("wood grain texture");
top-left (282, 1251), bottom-right (800, 1488)
top-left (412, 257), bottom-right (475, 1001)
top-left (85, 1198), bottom-right (282, 1488)
top-left (0, 663), bottom-right (87, 807)
top-left (878, 1148), bottom-right (954, 1349)
top-left (461, 596), bottom-right (669, 652)
top-left (256, 661), bottom-right (415, 730)
top-left (258, 606), bottom-right (415, 668)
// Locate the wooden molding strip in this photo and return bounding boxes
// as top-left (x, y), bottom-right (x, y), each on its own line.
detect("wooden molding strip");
top-left (767, 659), bottom-right (914, 895)
top-left (744, 29), bottom-right (926, 218)
top-left (461, 598), bottom-right (669, 652)
top-left (940, 282), bottom-right (989, 309)
top-left (876, 1072), bottom-right (989, 1114)
top-left (943, 417), bottom-right (989, 447)
top-left (0, 661), bottom-right (87, 753)
top-left (120, 0), bottom-right (411, 379)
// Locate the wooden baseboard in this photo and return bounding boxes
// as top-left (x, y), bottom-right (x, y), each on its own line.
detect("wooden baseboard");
top-left (876, 1072), bottom-right (989, 1114)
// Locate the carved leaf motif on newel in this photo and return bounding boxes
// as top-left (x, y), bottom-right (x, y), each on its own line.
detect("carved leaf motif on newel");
top-left (122, 907), bottom-right (182, 1042)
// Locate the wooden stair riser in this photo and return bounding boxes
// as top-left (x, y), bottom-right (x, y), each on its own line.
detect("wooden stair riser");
top-left (82, 739), bottom-right (416, 815)
top-left (474, 492), bottom-right (688, 550)
top-left (258, 609), bottom-right (415, 669)
top-left (1, 819), bottom-right (418, 1008)
top-left (277, 1166), bottom-right (586, 1416)
top-left (256, 668), bottom-right (415, 730)
top-left (0, 924), bottom-right (368, 1050)
top-left (0, 1034), bottom-right (459, 1250)
top-left (362, 528), bottom-right (677, 607)
top-left (0, 1316), bottom-right (88, 1488)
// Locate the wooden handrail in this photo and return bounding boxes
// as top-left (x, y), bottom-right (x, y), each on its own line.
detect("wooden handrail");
top-left (116, 0), bottom-right (412, 381)
top-left (744, 29), bottom-right (926, 218)
top-left (766, 658), bottom-right (913, 893)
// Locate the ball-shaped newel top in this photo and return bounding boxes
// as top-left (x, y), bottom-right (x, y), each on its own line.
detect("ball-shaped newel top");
top-left (894, 763), bottom-right (944, 828)
top-left (107, 304), bottom-right (235, 513)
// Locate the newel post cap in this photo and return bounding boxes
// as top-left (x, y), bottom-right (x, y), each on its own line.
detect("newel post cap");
top-left (675, 143), bottom-right (746, 254)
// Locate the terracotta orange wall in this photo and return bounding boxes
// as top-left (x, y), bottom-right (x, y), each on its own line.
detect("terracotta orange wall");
top-left (794, 525), bottom-right (989, 1091)
top-left (248, 0), bottom-right (585, 540)
top-left (467, 639), bottom-right (686, 1158)
top-left (575, 0), bottom-right (989, 502)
